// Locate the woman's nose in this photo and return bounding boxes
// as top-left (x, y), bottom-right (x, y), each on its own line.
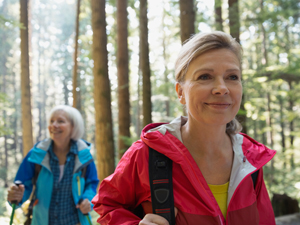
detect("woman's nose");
top-left (212, 80), bottom-right (229, 95)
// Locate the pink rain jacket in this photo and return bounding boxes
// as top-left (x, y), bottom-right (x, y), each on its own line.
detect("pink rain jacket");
top-left (92, 117), bottom-right (276, 225)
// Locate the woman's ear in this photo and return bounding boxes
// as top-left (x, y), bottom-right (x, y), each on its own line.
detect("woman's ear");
top-left (175, 82), bottom-right (186, 104)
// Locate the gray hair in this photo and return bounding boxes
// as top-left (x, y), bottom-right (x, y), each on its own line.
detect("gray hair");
top-left (175, 31), bottom-right (243, 135)
top-left (48, 105), bottom-right (84, 140)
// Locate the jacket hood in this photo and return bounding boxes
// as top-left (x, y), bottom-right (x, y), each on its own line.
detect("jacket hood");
top-left (29, 138), bottom-right (93, 173)
top-left (140, 116), bottom-right (276, 169)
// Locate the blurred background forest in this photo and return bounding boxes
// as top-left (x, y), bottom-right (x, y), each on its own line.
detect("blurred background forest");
top-left (0, 0), bottom-right (300, 223)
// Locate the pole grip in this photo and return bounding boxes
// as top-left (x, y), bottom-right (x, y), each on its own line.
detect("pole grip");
top-left (78, 198), bottom-right (88, 215)
top-left (11, 180), bottom-right (22, 204)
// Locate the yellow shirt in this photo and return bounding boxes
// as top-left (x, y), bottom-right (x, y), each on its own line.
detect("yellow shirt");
top-left (207, 182), bottom-right (229, 219)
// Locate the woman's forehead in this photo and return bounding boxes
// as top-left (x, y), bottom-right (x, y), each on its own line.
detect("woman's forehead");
top-left (51, 110), bottom-right (68, 119)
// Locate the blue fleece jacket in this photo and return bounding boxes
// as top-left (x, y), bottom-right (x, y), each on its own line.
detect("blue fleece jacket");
top-left (13, 138), bottom-right (99, 225)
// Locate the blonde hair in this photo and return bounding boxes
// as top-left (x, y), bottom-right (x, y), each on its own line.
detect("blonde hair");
top-left (175, 31), bottom-right (243, 135)
top-left (48, 105), bottom-right (84, 140)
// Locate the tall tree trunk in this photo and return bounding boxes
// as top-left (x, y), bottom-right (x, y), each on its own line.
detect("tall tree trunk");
top-left (278, 94), bottom-right (286, 169)
top-left (63, 78), bottom-right (69, 105)
top-left (260, 0), bottom-right (268, 66)
top-left (162, 3), bottom-right (170, 118)
top-left (91, 0), bottom-right (115, 180)
top-left (228, 0), bottom-right (240, 43)
top-left (0, 0), bottom-right (9, 187)
top-left (267, 92), bottom-right (274, 183)
top-left (179, 0), bottom-right (195, 43)
top-left (228, 0), bottom-right (246, 133)
top-left (20, 0), bottom-right (33, 156)
top-left (214, 0), bottom-right (223, 31)
top-left (179, 0), bottom-right (194, 116)
top-left (140, 0), bottom-right (152, 127)
top-left (136, 72), bottom-right (141, 136)
top-left (117, 0), bottom-right (130, 159)
top-left (36, 23), bottom-right (42, 142)
top-left (13, 70), bottom-right (19, 164)
top-left (73, 0), bottom-right (81, 111)
top-left (288, 81), bottom-right (295, 169)
top-left (2, 53), bottom-right (8, 188)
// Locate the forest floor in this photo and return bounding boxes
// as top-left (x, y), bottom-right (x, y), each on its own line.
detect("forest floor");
top-left (275, 213), bottom-right (300, 225)
top-left (1, 199), bottom-right (299, 224)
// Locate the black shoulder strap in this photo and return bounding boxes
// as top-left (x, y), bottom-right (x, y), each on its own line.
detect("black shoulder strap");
top-left (33, 164), bottom-right (42, 185)
top-left (149, 147), bottom-right (175, 225)
top-left (81, 165), bottom-right (87, 178)
top-left (251, 170), bottom-right (259, 188)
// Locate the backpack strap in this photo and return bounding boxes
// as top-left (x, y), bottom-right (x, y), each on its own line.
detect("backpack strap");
top-left (33, 164), bottom-right (42, 185)
top-left (251, 170), bottom-right (259, 188)
top-left (24, 164), bottom-right (42, 225)
top-left (81, 165), bottom-right (87, 178)
top-left (149, 147), bottom-right (175, 225)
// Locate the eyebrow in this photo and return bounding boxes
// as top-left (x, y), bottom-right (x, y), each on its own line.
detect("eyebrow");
top-left (192, 68), bottom-right (240, 76)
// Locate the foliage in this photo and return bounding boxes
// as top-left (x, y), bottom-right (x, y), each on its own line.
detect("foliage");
top-left (1, 0), bottom-right (300, 220)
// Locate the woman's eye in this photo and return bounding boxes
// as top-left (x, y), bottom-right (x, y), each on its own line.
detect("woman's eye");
top-left (229, 75), bottom-right (239, 80)
top-left (198, 74), bottom-right (210, 80)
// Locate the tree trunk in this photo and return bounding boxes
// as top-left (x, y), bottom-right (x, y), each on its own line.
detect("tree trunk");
top-left (136, 72), bottom-right (141, 136)
top-left (73, 0), bottom-right (81, 111)
top-left (278, 94), bottom-right (286, 169)
top-left (162, 5), bottom-right (170, 118)
top-left (267, 92), bottom-right (274, 183)
top-left (214, 0), bottom-right (223, 31)
top-left (228, 0), bottom-right (246, 133)
top-left (91, 0), bottom-right (115, 180)
top-left (20, 0), bottom-right (33, 156)
top-left (2, 49), bottom-right (8, 187)
top-left (13, 70), bottom-right (19, 164)
top-left (260, 0), bottom-right (268, 66)
top-left (140, 0), bottom-right (152, 127)
top-left (63, 78), bottom-right (69, 105)
top-left (228, 0), bottom-right (240, 43)
top-left (36, 23), bottom-right (43, 142)
top-left (179, 0), bottom-right (194, 116)
top-left (117, 0), bottom-right (130, 159)
top-left (288, 81), bottom-right (295, 169)
top-left (179, 0), bottom-right (195, 43)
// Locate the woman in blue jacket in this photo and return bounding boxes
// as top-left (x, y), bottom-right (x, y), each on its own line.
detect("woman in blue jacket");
top-left (7, 105), bottom-right (99, 225)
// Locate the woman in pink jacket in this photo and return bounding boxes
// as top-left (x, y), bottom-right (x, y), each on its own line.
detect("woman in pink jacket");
top-left (92, 31), bottom-right (276, 225)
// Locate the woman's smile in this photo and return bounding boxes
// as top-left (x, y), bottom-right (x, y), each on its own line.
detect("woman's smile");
top-left (204, 102), bottom-right (231, 109)
top-left (176, 48), bottom-right (242, 126)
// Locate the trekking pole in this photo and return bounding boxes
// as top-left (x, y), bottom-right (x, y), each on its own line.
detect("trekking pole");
top-left (9, 180), bottom-right (22, 225)
top-left (78, 199), bottom-right (92, 225)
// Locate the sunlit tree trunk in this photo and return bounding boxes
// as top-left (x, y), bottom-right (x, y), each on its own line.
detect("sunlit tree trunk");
top-left (36, 22), bottom-right (43, 142)
top-left (91, 0), bottom-right (115, 180)
top-left (136, 72), bottom-right (141, 136)
top-left (140, 0), bottom-right (152, 127)
top-left (73, 0), bottom-right (81, 112)
top-left (179, 0), bottom-right (194, 116)
top-left (228, 0), bottom-right (247, 134)
top-left (228, 0), bottom-right (240, 43)
top-left (266, 92), bottom-right (274, 183)
top-left (63, 78), bottom-right (68, 105)
top-left (260, 0), bottom-right (268, 66)
top-left (117, 0), bottom-right (130, 159)
top-left (288, 81), bottom-right (295, 169)
top-left (162, 3), bottom-right (170, 118)
top-left (214, 0), bottom-right (223, 31)
top-left (2, 51), bottom-right (8, 187)
top-left (179, 0), bottom-right (195, 43)
top-left (20, 0), bottom-right (33, 156)
top-left (12, 69), bottom-right (20, 164)
top-left (278, 93), bottom-right (286, 169)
